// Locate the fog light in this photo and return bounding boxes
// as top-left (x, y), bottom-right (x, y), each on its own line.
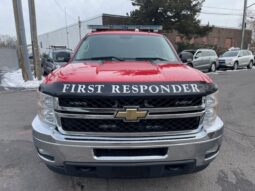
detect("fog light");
top-left (205, 145), bottom-right (220, 159)
top-left (38, 148), bottom-right (49, 155)
top-left (37, 148), bottom-right (55, 161)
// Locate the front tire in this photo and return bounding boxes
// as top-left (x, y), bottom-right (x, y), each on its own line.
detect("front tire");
top-left (247, 61), bottom-right (253, 69)
top-left (233, 62), bottom-right (238, 70)
top-left (210, 63), bottom-right (216, 72)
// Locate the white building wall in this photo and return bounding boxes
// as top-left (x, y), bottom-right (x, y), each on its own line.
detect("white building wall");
top-left (38, 15), bottom-right (103, 54)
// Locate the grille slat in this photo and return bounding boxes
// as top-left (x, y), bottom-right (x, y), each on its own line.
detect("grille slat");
top-left (59, 96), bottom-right (203, 108)
top-left (60, 117), bottom-right (200, 133)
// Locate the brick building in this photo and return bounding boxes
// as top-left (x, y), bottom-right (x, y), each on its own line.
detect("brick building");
top-left (165, 27), bottom-right (252, 52)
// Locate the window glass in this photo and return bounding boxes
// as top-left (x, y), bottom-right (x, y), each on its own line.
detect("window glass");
top-left (211, 51), bottom-right (217, 56)
top-left (201, 51), bottom-right (209, 57)
top-left (244, 51), bottom-right (251, 56)
top-left (74, 34), bottom-right (179, 62)
top-left (53, 52), bottom-right (70, 62)
top-left (207, 51), bottom-right (213, 56)
top-left (239, 51), bottom-right (245, 57)
top-left (180, 52), bottom-right (193, 60)
top-left (222, 51), bottom-right (239, 57)
top-left (195, 51), bottom-right (203, 58)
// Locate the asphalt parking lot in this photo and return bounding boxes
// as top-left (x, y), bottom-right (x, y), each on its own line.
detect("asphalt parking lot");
top-left (0, 69), bottom-right (255, 191)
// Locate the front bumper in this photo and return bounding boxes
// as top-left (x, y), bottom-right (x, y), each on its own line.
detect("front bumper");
top-left (32, 116), bottom-right (224, 177)
top-left (218, 61), bottom-right (234, 68)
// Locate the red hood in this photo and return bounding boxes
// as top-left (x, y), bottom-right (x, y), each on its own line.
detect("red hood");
top-left (44, 61), bottom-right (213, 84)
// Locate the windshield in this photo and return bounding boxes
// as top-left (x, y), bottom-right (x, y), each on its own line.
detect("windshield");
top-left (183, 50), bottom-right (196, 55)
top-left (74, 34), bottom-right (179, 62)
top-left (49, 51), bottom-right (70, 62)
top-left (222, 51), bottom-right (239, 57)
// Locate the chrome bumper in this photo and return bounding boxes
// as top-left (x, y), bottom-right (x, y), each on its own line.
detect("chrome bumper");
top-left (32, 115), bottom-right (223, 168)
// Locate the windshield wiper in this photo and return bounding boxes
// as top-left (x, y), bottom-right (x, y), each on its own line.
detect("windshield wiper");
top-left (76, 56), bottom-right (124, 61)
top-left (135, 57), bottom-right (169, 61)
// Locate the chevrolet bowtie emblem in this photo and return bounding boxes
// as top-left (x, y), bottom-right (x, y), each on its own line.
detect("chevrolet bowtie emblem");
top-left (115, 108), bottom-right (148, 122)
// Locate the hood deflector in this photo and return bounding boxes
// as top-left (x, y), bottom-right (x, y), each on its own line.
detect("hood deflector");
top-left (40, 82), bottom-right (218, 98)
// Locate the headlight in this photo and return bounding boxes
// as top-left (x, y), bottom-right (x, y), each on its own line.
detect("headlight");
top-left (38, 91), bottom-right (56, 125)
top-left (203, 91), bottom-right (219, 129)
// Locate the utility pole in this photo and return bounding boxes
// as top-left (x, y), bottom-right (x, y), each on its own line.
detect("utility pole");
top-left (12, 0), bottom-right (33, 81)
top-left (78, 16), bottom-right (82, 40)
top-left (241, 0), bottom-right (248, 49)
top-left (12, 0), bottom-right (22, 70)
top-left (28, 0), bottom-right (42, 80)
top-left (65, 8), bottom-right (69, 48)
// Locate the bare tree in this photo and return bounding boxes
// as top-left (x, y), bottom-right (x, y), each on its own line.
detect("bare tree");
top-left (0, 35), bottom-right (17, 48)
top-left (246, 10), bottom-right (255, 41)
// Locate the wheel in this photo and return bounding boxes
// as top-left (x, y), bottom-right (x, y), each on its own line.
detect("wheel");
top-left (247, 61), bottom-right (253, 69)
top-left (233, 62), bottom-right (238, 70)
top-left (210, 63), bottom-right (216, 72)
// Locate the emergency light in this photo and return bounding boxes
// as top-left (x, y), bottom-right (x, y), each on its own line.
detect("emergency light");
top-left (88, 25), bottom-right (163, 32)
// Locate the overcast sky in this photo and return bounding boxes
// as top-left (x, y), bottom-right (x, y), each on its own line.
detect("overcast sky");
top-left (1, 0), bottom-right (255, 42)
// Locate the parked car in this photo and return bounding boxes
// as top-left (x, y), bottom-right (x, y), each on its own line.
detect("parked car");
top-left (179, 49), bottom-right (219, 72)
top-left (41, 49), bottom-right (72, 75)
top-left (218, 50), bottom-right (254, 70)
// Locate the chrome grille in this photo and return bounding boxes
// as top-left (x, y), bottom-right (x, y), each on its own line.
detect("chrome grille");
top-left (60, 117), bottom-right (201, 133)
top-left (54, 96), bottom-right (205, 136)
top-left (219, 60), bottom-right (226, 64)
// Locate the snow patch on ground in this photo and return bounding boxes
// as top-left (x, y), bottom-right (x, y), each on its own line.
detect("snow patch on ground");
top-left (209, 66), bottom-right (255, 75)
top-left (1, 69), bottom-right (43, 89)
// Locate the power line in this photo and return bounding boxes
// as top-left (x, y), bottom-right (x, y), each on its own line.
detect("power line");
top-left (203, 6), bottom-right (242, 11)
top-left (53, 0), bottom-right (76, 22)
top-left (247, 2), bottom-right (255, 8)
top-left (200, 11), bottom-right (242, 16)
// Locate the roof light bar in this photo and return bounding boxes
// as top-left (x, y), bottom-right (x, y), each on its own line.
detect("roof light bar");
top-left (88, 25), bottom-right (163, 32)
top-left (46, 46), bottom-right (72, 51)
top-left (48, 45), bottom-right (67, 49)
